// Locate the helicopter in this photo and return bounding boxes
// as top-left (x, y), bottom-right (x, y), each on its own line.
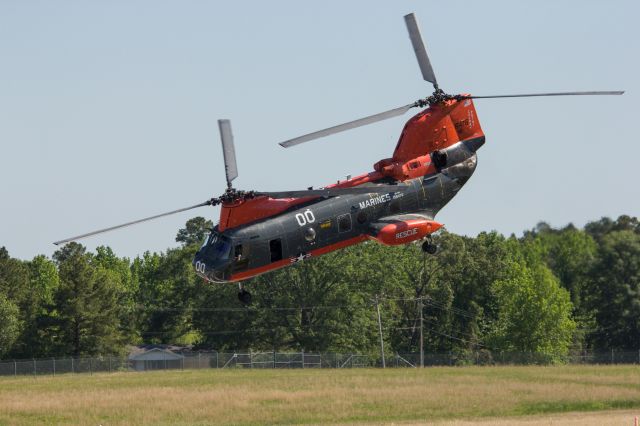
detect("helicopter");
top-left (55, 13), bottom-right (623, 305)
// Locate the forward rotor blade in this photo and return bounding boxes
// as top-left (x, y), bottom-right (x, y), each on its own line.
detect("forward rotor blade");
top-left (279, 103), bottom-right (415, 148)
top-left (465, 90), bottom-right (624, 99)
top-left (53, 201), bottom-right (212, 245)
top-left (257, 184), bottom-right (408, 199)
top-left (404, 13), bottom-right (437, 87)
top-left (218, 119), bottom-right (238, 188)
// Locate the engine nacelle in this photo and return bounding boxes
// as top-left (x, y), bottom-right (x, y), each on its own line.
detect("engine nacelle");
top-left (369, 219), bottom-right (443, 246)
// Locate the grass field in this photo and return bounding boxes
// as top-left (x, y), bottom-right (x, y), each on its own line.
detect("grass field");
top-left (0, 365), bottom-right (639, 425)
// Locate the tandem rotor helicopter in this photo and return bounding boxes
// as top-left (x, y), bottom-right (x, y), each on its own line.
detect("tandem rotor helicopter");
top-left (55, 13), bottom-right (623, 304)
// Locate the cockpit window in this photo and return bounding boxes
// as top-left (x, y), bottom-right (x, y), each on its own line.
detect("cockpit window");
top-left (200, 236), bottom-right (209, 250)
top-left (208, 233), bottom-right (232, 259)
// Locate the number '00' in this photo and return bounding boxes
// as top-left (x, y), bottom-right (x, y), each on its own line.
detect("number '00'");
top-left (295, 210), bottom-right (316, 226)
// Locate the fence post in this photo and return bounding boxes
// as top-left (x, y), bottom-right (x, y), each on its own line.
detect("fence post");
top-left (216, 351), bottom-right (219, 369)
top-left (89, 358), bottom-right (92, 375)
top-left (374, 296), bottom-right (386, 368)
top-left (71, 357), bottom-right (74, 374)
top-left (273, 350), bottom-right (276, 368)
top-left (611, 348), bottom-right (614, 364)
top-left (301, 350), bottom-right (305, 369)
top-left (53, 358), bottom-right (56, 376)
top-left (109, 356), bottom-right (112, 373)
top-left (13, 360), bottom-right (16, 377)
top-left (33, 358), bottom-right (36, 377)
top-left (419, 297), bottom-right (424, 368)
top-left (198, 352), bottom-right (201, 369)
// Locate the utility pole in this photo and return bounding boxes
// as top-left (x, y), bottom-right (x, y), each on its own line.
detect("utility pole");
top-left (419, 297), bottom-right (424, 368)
top-left (375, 296), bottom-right (386, 368)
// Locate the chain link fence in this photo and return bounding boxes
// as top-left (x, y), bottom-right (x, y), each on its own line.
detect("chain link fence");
top-left (1, 349), bottom-right (639, 377)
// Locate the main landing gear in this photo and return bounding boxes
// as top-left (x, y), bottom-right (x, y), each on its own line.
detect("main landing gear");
top-left (421, 236), bottom-right (438, 255)
top-left (238, 283), bottom-right (252, 305)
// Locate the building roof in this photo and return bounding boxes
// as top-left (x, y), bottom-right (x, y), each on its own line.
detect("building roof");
top-left (128, 346), bottom-right (186, 361)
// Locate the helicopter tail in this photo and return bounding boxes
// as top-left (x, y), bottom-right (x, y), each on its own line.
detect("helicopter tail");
top-left (391, 97), bottom-right (485, 163)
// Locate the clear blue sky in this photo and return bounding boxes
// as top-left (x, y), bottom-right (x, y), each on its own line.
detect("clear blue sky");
top-left (1, 1), bottom-right (637, 260)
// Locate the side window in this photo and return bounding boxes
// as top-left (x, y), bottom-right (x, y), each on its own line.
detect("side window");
top-left (338, 214), bottom-right (352, 233)
top-left (234, 244), bottom-right (243, 260)
top-left (232, 244), bottom-right (250, 272)
top-left (269, 239), bottom-right (283, 262)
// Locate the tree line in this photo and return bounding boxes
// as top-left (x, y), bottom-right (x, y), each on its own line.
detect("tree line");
top-left (0, 215), bottom-right (639, 363)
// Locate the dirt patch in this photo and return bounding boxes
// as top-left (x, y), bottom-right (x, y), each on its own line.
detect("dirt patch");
top-left (427, 409), bottom-right (640, 425)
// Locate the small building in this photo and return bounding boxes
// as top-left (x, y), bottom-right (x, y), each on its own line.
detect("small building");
top-left (128, 346), bottom-right (185, 371)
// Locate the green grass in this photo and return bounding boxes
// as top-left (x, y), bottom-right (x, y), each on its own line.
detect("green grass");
top-left (0, 365), bottom-right (639, 425)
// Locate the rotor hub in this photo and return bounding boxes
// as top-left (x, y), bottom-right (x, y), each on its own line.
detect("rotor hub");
top-left (414, 88), bottom-right (463, 108)
top-left (210, 188), bottom-right (257, 206)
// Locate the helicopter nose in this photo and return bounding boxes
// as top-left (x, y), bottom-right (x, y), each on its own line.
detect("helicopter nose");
top-left (193, 253), bottom-right (231, 283)
top-left (193, 255), bottom-right (207, 276)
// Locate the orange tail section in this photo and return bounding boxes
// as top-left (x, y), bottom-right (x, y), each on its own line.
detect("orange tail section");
top-left (374, 98), bottom-right (484, 181)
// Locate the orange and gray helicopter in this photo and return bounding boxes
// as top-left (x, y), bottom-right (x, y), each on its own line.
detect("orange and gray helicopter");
top-left (55, 13), bottom-right (623, 304)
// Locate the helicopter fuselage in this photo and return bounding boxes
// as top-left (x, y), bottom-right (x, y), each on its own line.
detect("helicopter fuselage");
top-left (194, 99), bottom-right (485, 283)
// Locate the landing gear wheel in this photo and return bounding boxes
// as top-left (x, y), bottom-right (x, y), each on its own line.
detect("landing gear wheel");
top-left (238, 289), bottom-right (252, 305)
top-left (422, 239), bottom-right (438, 255)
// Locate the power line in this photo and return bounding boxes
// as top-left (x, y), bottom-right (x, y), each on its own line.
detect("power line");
top-left (423, 299), bottom-right (477, 319)
top-left (141, 328), bottom-right (280, 336)
top-left (384, 326), bottom-right (491, 349)
top-left (379, 295), bottom-right (478, 319)
top-left (128, 303), bottom-right (369, 313)
top-left (125, 297), bottom-right (480, 319)
top-left (131, 296), bottom-right (491, 348)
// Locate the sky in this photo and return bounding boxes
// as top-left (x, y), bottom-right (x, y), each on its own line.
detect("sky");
top-left (0, 0), bottom-right (637, 260)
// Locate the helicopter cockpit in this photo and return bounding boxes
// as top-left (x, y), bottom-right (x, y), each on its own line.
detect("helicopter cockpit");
top-left (207, 232), bottom-right (232, 258)
top-left (193, 230), bottom-right (234, 282)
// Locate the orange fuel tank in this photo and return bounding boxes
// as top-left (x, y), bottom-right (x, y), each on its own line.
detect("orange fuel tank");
top-left (370, 219), bottom-right (443, 246)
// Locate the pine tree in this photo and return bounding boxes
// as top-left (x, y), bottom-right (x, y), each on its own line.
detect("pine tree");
top-left (53, 243), bottom-right (126, 356)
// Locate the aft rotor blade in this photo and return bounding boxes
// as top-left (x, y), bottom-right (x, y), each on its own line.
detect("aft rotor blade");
top-left (257, 185), bottom-right (408, 199)
top-left (404, 13), bottom-right (438, 88)
top-left (218, 119), bottom-right (238, 188)
top-left (279, 103), bottom-right (415, 148)
top-left (465, 90), bottom-right (624, 99)
top-left (53, 201), bottom-right (212, 245)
